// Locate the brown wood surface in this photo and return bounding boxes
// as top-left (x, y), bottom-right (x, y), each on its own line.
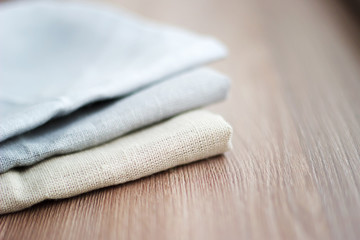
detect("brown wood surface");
top-left (1, 0), bottom-right (360, 239)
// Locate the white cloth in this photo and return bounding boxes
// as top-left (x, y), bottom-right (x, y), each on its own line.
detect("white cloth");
top-left (0, 1), bottom-right (226, 141)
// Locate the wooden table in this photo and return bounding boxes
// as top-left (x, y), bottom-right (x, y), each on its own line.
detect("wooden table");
top-left (1, 0), bottom-right (359, 239)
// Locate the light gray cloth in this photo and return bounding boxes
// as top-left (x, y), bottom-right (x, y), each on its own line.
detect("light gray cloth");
top-left (0, 1), bottom-right (226, 142)
top-left (0, 68), bottom-right (230, 173)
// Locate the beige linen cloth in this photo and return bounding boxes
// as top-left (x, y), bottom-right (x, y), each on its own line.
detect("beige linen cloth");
top-left (0, 110), bottom-right (232, 214)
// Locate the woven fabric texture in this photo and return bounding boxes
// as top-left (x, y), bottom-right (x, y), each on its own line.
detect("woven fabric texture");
top-left (0, 110), bottom-right (232, 214)
top-left (0, 68), bottom-right (229, 173)
top-left (0, 1), bottom-right (226, 142)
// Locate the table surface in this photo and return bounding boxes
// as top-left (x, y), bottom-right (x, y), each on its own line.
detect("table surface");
top-left (1, 0), bottom-right (360, 239)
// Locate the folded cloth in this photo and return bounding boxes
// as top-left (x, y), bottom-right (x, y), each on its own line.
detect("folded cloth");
top-left (0, 68), bottom-right (229, 173)
top-left (0, 2), bottom-right (226, 142)
top-left (0, 110), bottom-right (232, 214)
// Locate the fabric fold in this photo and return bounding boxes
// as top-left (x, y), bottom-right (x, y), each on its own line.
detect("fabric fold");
top-left (0, 1), bottom-right (227, 142)
top-left (0, 68), bottom-right (230, 173)
top-left (0, 110), bottom-right (232, 214)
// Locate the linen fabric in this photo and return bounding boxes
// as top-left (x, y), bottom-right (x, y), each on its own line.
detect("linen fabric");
top-left (0, 110), bottom-right (232, 214)
top-left (0, 1), bottom-right (226, 142)
top-left (0, 68), bottom-right (230, 173)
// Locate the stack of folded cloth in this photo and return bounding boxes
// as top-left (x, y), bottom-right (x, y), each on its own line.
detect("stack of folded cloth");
top-left (0, 2), bottom-right (232, 214)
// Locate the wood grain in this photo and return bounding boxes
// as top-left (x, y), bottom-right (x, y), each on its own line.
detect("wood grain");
top-left (0, 0), bottom-right (359, 239)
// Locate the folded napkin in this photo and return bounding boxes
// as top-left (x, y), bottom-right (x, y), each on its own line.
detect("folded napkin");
top-left (0, 68), bottom-right (229, 173)
top-left (0, 110), bottom-right (232, 214)
top-left (0, 1), bottom-right (226, 142)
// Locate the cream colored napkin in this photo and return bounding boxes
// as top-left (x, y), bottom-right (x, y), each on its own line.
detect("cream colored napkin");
top-left (0, 110), bottom-right (232, 214)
